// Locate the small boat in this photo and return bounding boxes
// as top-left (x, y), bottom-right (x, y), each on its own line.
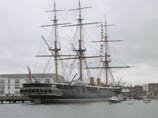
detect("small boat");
top-left (128, 99), bottom-right (134, 105)
top-left (143, 98), bottom-right (151, 103)
top-left (108, 96), bottom-right (122, 103)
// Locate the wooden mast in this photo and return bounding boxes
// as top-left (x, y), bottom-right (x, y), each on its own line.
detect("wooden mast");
top-left (96, 21), bottom-right (109, 86)
top-left (67, 0), bottom-right (98, 81)
top-left (52, 2), bottom-right (60, 83)
top-left (39, 2), bottom-right (77, 83)
top-left (37, 0), bottom-right (101, 83)
top-left (87, 16), bottom-right (130, 86)
top-left (104, 17), bottom-right (109, 86)
top-left (39, 1), bottom-right (92, 82)
top-left (40, 1), bottom-right (66, 83)
top-left (78, 0), bottom-right (84, 81)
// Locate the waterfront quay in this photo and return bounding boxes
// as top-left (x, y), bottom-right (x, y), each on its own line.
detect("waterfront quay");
top-left (0, 96), bottom-right (31, 104)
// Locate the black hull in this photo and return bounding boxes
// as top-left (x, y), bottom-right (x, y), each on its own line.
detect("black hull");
top-left (20, 83), bottom-right (121, 103)
top-left (108, 100), bottom-right (121, 103)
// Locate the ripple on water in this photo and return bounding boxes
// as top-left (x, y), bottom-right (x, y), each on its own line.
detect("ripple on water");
top-left (0, 100), bottom-right (158, 118)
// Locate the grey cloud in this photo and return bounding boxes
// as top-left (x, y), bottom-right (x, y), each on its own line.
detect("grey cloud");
top-left (0, 0), bottom-right (157, 84)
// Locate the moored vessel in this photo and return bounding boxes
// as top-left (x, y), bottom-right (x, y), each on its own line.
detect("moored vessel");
top-left (143, 97), bottom-right (151, 103)
top-left (20, 0), bottom-right (129, 104)
top-left (108, 96), bottom-right (122, 103)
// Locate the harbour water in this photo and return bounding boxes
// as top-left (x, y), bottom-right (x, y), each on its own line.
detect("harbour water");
top-left (0, 100), bottom-right (158, 118)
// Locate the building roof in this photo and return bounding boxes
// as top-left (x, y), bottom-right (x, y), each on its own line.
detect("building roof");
top-left (0, 73), bottom-right (63, 79)
top-left (148, 83), bottom-right (158, 85)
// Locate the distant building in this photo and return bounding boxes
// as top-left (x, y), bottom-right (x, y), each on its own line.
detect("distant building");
top-left (0, 73), bottom-right (64, 96)
top-left (133, 85), bottom-right (143, 97)
top-left (143, 83), bottom-right (158, 97)
top-left (121, 87), bottom-right (131, 97)
top-left (143, 84), bottom-right (149, 92)
top-left (148, 83), bottom-right (158, 96)
top-left (121, 85), bottom-right (144, 98)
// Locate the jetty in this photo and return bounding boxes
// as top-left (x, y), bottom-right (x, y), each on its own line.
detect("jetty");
top-left (0, 96), bottom-right (31, 104)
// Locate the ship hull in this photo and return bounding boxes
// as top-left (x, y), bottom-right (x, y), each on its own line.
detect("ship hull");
top-left (20, 83), bottom-right (121, 104)
top-left (33, 98), bottom-right (108, 104)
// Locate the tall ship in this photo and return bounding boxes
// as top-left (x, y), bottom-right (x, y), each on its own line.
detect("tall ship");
top-left (20, 0), bottom-right (129, 104)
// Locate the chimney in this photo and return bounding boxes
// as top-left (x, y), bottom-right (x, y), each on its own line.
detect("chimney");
top-left (97, 78), bottom-right (101, 86)
top-left (90, 77), bottom-right (95, 85)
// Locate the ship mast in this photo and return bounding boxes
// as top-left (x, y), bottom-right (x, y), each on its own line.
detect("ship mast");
top-left (75, 0), bottom-right (85, 81)
top-left (104, 17), bottom-right (109, 86)
top-left (98, 21), bottom-right (110, 86)
top-left (88, 16), bottom-right (130, 86)
top-left (53, 2), bottom-right (60, 83)
top-left (37, 0), bottom-right (103, 83)
top-left (38, 1), bottom-right (69, 83)
top-left (66, 0), bottom-right (99, 81)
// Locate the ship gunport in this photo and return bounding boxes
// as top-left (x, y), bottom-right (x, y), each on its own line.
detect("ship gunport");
top-left (20, 87), bottom-right (62, 96)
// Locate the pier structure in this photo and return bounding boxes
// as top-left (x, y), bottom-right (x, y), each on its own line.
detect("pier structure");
top-left (0, 96), bottom-right (31, 104)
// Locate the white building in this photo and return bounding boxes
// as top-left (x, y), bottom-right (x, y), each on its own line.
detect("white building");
top-left (0, 73), bottom-right (64, 96)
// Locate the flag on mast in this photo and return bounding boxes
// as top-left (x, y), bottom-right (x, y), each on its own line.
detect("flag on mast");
top-left (27, 66), bottom-right (32, 81)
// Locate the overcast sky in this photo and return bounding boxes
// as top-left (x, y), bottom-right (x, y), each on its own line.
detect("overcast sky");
top-left (0, 0), bottom-right (157, 85)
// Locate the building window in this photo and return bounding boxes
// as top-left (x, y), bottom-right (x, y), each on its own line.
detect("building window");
top-left (8, 80), bottom-right (10, 84)
top-left (0, 80), bottom-right (5, 91)
top-left (15, 80), bottom-right (20, 89)
top-left (8, 80), bottom-right (10, 89)
top-left (44, 79), bottom-right (50, 83)
top-left (15, 91), bottom-right (19, 94)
